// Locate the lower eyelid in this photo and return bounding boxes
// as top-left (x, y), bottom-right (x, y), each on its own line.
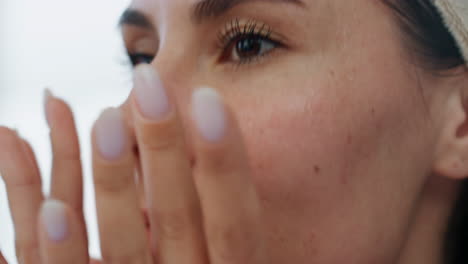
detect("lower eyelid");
top-left (220, 46), bottom-right (284, 71)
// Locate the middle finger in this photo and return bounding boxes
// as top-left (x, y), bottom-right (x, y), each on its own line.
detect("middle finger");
top-left (92, 108), bottom-right (152, 263)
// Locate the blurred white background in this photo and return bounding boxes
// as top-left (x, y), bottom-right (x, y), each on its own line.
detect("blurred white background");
top-left (0, 0), bottom-right (133, 262)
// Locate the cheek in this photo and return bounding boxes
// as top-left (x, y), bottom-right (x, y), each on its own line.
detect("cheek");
top-left (226, 63), bottom-right (433, 261)
top-left (231, 87), bottom-right (365, 211)
top-left (230, 74), bottom-right (386, 192)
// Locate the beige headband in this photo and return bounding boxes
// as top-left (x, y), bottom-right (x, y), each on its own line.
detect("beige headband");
top-left (434, 0), bottom-right (468, 65)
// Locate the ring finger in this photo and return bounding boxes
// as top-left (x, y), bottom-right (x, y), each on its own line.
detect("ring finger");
top-left (92, 108), bottom-right (152, 263)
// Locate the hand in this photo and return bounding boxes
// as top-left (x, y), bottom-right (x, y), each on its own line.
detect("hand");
top-left (0, 64), bottom-right (268, 264)
top-left (0, 252), bottom-right (7, 264)
top-left (0, 91), bottom-right (98, 264)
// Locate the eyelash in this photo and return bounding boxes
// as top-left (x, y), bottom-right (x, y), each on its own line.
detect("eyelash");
top-left (216, 19), bottom-right (282, 65)
top-left (126, 19), bottom-right (282, 67)
top-left (128, 52), bottom-right (155, 66)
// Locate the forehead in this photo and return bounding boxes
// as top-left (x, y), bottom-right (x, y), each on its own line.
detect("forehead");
top-left (129, 0), bottom-right (200, 9)
top-left (129, 0), bottom-right (157, 9)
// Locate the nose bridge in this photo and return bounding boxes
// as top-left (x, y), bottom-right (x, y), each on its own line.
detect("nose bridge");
top-left (149, 44), bottom-right (197, 154)
top-left (151, 41), bottom-right (193, 99)
top-left (147, 3), bottom-right (201, 116)
top-left (152, 45), bottom-right (188, 85)
top-left (149, 33), bottom-right (202, 120)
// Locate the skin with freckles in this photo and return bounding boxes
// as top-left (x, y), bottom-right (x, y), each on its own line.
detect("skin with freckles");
top-left (120, 0), bottom-right (468, 263)
top-left (104, 0), bottom-right (468, 263)
top-left (0, 0), bottom-right (468, 264)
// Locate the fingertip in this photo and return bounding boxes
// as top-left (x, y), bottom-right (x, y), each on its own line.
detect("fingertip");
top-left (94, 108), bottom-right (129, 161)
top-left (46, 96), bottom-right (75, 129)
top-left (0, 126), bottom-right (19, 142)
top-left (192, 87), bottom-right (228, 144)
top-left (0, 127), bottom-right (21, 167)
top-left (44, 88), bottom-right (54, 127)
top-left (38, 199), bottom-right (90, 263)
top-left (40, 199), bottom-right (70, 243)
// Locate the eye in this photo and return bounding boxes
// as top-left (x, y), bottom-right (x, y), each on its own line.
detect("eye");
top-left (128, 53), bottom-right (155, 66)
top-left (218, 20), bottom-right (282, 65)
top-left (227, 34), bottom-right (278, 62)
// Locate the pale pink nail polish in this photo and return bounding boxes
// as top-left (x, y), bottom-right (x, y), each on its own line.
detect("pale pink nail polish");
top-left (41, 199), bottom-right (69, 243)
top-left (133, 64), bottom-right (171, 121)
top-left (192, 87), bottom-right (227, 143)
top-left (95, 108), bottom-right (127, 160)
top-left (43, 88), bottom-right (53, 127)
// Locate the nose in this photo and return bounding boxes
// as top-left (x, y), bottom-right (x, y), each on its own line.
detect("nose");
top-left (117, 51), bottom-right (193, 131)
top-left (116, 63), bottom-right (198, 166)
top-left (116, 68), bottom-right (198, 214)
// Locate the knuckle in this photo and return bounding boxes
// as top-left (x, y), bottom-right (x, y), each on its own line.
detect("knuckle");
top-left (206, 152), bottom-right (229, 171)
top-left (102, 250), bottom-right (150, 264)
top-left (8, 174), bottom-right (42, 189)
top-left (52, 152), bottom-right (81, 167)
top-left (139, 119), bottom-right (181, 152)
top-left (198, 152), bottom-right (235, 176)
top-left (94, 168), bottom-right (133, 194)
top-left (4, 166), bottom-right (41, 189)
top-left (15, 240), bottom-right (39, 262)
top-left (154, 209), bottom-right (190, 241)
top-left (208, 223), bottom-right (258, 264)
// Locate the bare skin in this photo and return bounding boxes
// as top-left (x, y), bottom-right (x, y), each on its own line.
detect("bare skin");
top-left (0, 0), bottom-right (468, 263)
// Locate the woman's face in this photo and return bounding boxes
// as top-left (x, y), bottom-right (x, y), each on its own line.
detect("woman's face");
top-left (121, 0), bottom-right (440, 263)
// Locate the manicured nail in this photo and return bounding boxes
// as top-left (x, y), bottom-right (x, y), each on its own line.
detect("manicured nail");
top-left (41, 199), bottom-right (69, 243)
top-left (133, 64), bottom-right (171, 121)
top-left (192, 87), bottom-right (227, 143)
top-left (95, 108), bottom-right (127, 160)
top-left (44, 88), bottom-right (53, 127)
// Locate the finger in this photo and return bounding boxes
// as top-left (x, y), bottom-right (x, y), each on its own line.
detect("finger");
top-left (191, 88), bottom-right (266, 264)
top-left (0, 252), bottom-right (8, 264)
top-left (44, 90), bottom-right (84, 214)
top-left (92, 108), bottom-right (152, 263)
top-left (38, 199), bottom-right (88, 264)
top-left (89, 259), bottom-right (102, 264)
top-left (0, 127), bottom-right (44, 264)
top-left (22, 137), bottom-right (41, 178)
top-left (132, 65), bottom-right (208, 264)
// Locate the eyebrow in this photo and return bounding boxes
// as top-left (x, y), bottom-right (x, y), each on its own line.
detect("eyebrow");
top-left (119, 9), bottom-right (154, 29)
top-left (119, 0), bottom-right (304, 29)
top-left (192, 0), bottom-right (305, 22)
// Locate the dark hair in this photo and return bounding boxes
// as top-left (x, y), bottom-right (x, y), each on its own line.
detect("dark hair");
top-left (384, 0), bottom-right (464, 71)
top-left (383, 0), bottom-right (467, 263)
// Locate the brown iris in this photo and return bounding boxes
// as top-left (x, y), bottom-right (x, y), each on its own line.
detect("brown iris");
top-left (235, 35), bottom-right (263, 59)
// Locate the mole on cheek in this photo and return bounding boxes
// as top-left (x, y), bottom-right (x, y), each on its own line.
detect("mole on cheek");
top-left (314, 165), bottom-right (321, 174)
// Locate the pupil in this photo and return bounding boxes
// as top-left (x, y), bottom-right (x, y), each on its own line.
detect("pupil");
top-left (236, 37), bottom-right (261, 58)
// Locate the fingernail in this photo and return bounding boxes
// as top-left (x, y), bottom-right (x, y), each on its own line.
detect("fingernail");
top-left (133, 64), bottom-right (171, 121)
top-left (44, 88), bottom-right (53, 127)
top-left (192, 87), bottom-right (227, 143)
top-left (95, 108), bottom-right (127, 161)
top-left (41, 199), bottom-right (69, 243)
